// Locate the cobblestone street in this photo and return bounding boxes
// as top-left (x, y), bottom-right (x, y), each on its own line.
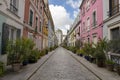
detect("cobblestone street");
top-left (29, 47), bottom-right (99, 80)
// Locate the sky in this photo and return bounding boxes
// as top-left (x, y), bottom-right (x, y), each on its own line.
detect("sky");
top-left (49, 0), bottom-right (82, 35)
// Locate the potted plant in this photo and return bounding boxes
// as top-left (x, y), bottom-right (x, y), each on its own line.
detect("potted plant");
top-left (106, 59), bottom-right (114, 71)
top-left (94, 38), bottom-right (108, 67)
top-left (28, 48), bottom-right (41, 64)
top-left (116, 65), bottom-right (120, 75)
top-left (21, 38), bottom-right (35, 66)
top-left (76, 49), bottom-right (83, 57)
top-left (0, 61), bottom-right (4, 76)
top-left (7, 40), bottom-right (23, 71)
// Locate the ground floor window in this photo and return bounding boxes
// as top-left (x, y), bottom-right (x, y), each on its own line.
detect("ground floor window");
top-left (110, 27), bottom-right (120, 40)
top-left (92, 34), bottom-right (97, 44)
top-left (2, 23), bottom-right (21, 54)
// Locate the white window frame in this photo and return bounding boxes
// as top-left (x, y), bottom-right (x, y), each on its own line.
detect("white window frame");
top-left (87, 17), bottom-right (90, 31)
top-left (92, 10), bottom-right (97, 28)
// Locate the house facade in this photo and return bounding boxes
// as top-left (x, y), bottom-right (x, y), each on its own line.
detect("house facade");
top-left (80, 0), bottom-right (103, 44)
top-left (0, 0), bottom-right (25, 64)
top-left (48, 9), bottom-right (56, 48)
top-left (103, 0), bottom-right (120, 40)
top-left (23, 0), bottom-right (45, 50)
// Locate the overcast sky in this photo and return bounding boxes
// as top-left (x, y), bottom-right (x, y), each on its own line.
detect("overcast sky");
top-left (49, 0), bottom-right (82, 35)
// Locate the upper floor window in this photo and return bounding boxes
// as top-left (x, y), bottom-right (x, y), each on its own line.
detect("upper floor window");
top-left (109, 0), bottom-right (119, 17)
top-left (92, 11), bottom-right (97, 27)
top-left (82, 7), bottom-right (85, 16)
top-left (29, 10), bottom-right (34, 27)
top-left (35, 17), bottom-right (38, 32)
top-left (86, 0), bottom-right (90, 11)
top-left (39, 21), bottom-right (42, 32)
top-left (83, 22), bottom-right (85, 32)
top-left (91, 0), bottom-right (96, 5)
top-left (87, 17), bottom-right (90, 31)
top-left (36, 0), bottom-right (39, 8)
top-left (10, 0), bottom-right (18, 14)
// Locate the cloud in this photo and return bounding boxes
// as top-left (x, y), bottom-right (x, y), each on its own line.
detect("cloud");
top-left (73, 9), bottom-right (79, 18)
top-left (66, 0), bottom-right (82, 9)
top-left (49, 5), bottom-right (73, 35)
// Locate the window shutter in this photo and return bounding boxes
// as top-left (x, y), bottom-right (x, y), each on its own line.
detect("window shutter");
top-left (2, 23), bottom-right (9, 54)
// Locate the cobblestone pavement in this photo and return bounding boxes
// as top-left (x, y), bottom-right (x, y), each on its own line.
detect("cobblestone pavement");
top-left (29, 47), bottom-right (99, 80)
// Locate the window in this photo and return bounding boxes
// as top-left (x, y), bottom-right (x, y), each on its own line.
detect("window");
top-left (2, 23), bottom-right (21, 54)
top-left (111, 27), bottom-right (120, 40)
top-left (82, 22), bottom-right (85, 32)
top-left (109, 0), bottom-right (119, 17)
top-left (39, 21), bottom-right (42, 32)
top-left (36, 0), bottom-right (39, 8)
top-left (28, 32), bottom-right (33, 40)
top-left (82, 7), bottom-right (85, 16)
top-left (10, 0), bottom-right (18, 14)
top-left (92, 34), bottom-right (97, 44)
top-left (92, 11), bottom-right (97, 27)
top-left (91, 0), bottom-right (96, 5)
top-left (35, 17), bottom-right (38, 32)
top-left (29, 10), bottom-right (33, 26)
top-left (87, 17), bottom-right (90, 31)
top-left (86, 0), bottom-right (90, 11)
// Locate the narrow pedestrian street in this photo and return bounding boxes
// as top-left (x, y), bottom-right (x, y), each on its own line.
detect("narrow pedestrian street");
top-left (29, 47), bottom-right (99, 80)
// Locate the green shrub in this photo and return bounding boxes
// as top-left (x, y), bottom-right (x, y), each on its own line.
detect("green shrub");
top-left (82, 43), bottom-right (95, 56)
top-left (106, 59), bottom-right (114, 65)
top-left (0, 61), bottom-right (5, 76)
top-left (28, 49), bottom-right (39, 63)
top-left (7, 38), bottom-right (35, 65)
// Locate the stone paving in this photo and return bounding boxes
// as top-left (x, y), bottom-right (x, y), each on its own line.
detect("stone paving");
top-left (65, 48), bottom-right (120, 80)
top-left (0, 50), bottom-right (56, 80)
top-left (1, 47), bottom-right (120, 80)
top-left (29, 47), bottom-right (99, 80)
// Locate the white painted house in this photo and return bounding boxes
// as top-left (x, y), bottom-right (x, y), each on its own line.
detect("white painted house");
top-left (0, 0), bottom-right (25, 65)
top-left (103, 0), bottom-right (120, 40)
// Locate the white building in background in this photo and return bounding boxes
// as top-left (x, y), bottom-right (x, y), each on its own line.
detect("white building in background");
top-left (55, 29), bottom-right (63, 45)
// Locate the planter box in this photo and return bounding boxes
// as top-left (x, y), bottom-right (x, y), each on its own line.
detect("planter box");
top-left (106, 64), bottom-right (114, 71)
top-left (12, 63), bottom-right (21, 71)
top-left (97, 60), bottom-right (105, 67)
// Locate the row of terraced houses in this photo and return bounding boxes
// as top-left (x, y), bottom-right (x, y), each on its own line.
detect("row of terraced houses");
top-left (0, 0), bottom-right (58, 65)
top-left (65, 0), bottom-right (120, 47)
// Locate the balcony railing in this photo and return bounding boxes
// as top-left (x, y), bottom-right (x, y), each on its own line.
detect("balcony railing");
top-left (10, 3), bottom-right (18, 15)
top-left (108, 4), bottom-right (120, 17)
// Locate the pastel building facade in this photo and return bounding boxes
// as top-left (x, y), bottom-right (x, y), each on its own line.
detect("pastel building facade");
top-left (103, 0), bottom-right (120, 40)
top-left (24, 0), bottom-right (45, 50)
top-left (0, 0), bottom-right (25, 64)
top-left (80, 0), bottom-right (103, 44)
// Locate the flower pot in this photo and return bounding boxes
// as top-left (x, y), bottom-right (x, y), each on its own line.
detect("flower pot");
top-left (106, 64), bottom-right (114, 71)
top-left (12, 63), bottom-right (21, 71)
top-left (117, 66), bottom-right (120, 75)
top-left (97, 59), bottom-right (105, 67)
top-left (79, 54), bottom-right (83, 57)
top-left (22, 60), bottom-right (28, 66)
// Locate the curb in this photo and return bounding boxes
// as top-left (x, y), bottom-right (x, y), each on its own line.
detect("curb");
top-left (64, 48), bottom-right (102, 80)
top-left (25, 50), bottom-right (56, 80)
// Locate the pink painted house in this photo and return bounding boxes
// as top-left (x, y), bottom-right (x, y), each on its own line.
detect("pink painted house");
top-left (80, 0), bottom-right (103, 44)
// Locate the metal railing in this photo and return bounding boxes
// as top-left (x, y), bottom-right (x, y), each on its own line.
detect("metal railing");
top-left (108, 4), bottom-right (120, 17)
top-left (10, 3), bottom-right (18, 14)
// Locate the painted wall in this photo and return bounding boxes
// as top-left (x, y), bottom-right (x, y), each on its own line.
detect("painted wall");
top-left (103, 0), bottom-right (120, 40)
top-left (80, 0), bottom-right (103, 43)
